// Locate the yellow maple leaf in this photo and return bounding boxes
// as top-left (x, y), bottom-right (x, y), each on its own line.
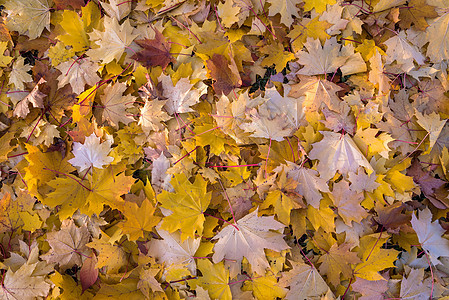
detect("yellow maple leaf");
top-left (260, 41), bottom-right (295, 73)
top-left (260, 171), bottom-right (303, 224)
top-left (307, 196), bottom-right (335, 233)
top-left (287, 17), bottom-right (331, 52)
top-left (95, 278), bottom-right (144, 298)
top-left (45, 165), bottom-right (134, 218)
top-left (86, 166), bottom-right (135, 214)
top-left (193, 259), bottom-right (232, 300)
top-left (118, 199), bottom-right (161, 241)
top-left (57, 8), bottom-right (90, 52)
top-left (193, 123), bottom-right (234, 156)
top-left (355, 39), bottom-right (386, 61)
top-left (242, 273), bottom-right (287, 300)
top-left (0, 192), bottom-right (22, 232)
top-left (86, 234), bottom-right (136, 274)
top-left (48, 42), bottom-right (76, 66)
top-left (72, 86), bottom-right (96, 122)
top-left (45, 176), bottom-right (89, 219)
top-left (354, 235), bottom-right (399, 281)
top-left (353, 127), bottom-right (393, 160)
top-left (303, 0), bottom-right (336, 13)
top-left (317, 243), bottom-right (361, 287)
top-left (51, 272), bottom-right (93, 300)
top-left (217, 1), bottom-right (240, 28)
top-left (23, 144), bottom-right (75, 201)
top-left (159, 173), bottom-right (212, 241)
top-left (0, 41), bottom-right (12, 67)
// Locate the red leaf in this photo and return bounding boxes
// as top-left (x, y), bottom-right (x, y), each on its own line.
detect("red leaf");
top-left (54, 0), bottom-right (85, 10)
top-left (80, 251), bottom-right (98, 293)
top-left (406, 159), bottom-right (445, 195)
top-left (206, 54), bottom-right (242, 96)
top-left (131, 29), bottom-right (175, 69)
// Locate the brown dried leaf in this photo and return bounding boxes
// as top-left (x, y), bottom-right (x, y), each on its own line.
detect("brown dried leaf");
top-left (41, 219), bottom-right (91, 270)
top-left (13, 78), bottom-right (46, 118)
top-left (206, 53), bottom-right (242, 96)
top-left (131, 28), bottom-right (175, 69)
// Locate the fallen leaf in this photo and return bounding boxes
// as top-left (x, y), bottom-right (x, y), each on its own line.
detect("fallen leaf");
top-left (309, 131), bottom-right (373, 181)
top-left (279, 261), bottom-right (331, 299)
top-left (206, 53), bottom-right (242, 96)
top-left (148, 227), bottom-right (200, 275)
top-left (68, 133), bottom-right (114, 173)
top-left (132, 28), bottom-right (175, 69)
top-left (212, 209), bottom-right (290, 278)
top-left (13, 78), bottom-right (46, 118)
top-left (80, 251), bottom-right (98, 292)
top-left (331, 180), bottom-right (368, 225)
top-left (411, 207), bottom-right (449, 265)
top-left (41, 219), bottom-right (91, 270)
top-left (159, 173), bottom-right (212, 241)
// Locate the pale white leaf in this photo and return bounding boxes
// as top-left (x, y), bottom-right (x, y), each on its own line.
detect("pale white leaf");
top-left (264, 84), bottom-right (306, 129)
top-left (87, 17), bottom-right (138, 64)
top-left (286, 162), bottom-right (329, 208)
top-left (8, 57), bottom-right (32, 91)
top-left (138, 99), bottom-right (170, 133)
top-left (100, 82), bottom-right (135, 128)
top-left (279, 261), bottom-right (331, 300)
top-left (158, 74), bottom-right (206, 115)
top-left (0, 263), bottom-right (51, 300)
top-left (309, 131), bottom-right (373, 181)
top-left (384, 31), bottom-right (425, 72)
top-left (400, 268), bottom-right (431, 300)
top-left (148, 227), bottom-right (200, 275)
top-left (212, 209), bottom-right (289, 278)
top-left (411, 207), bottom-right (449, 266)
top-left (151, 153), bottom-right (173, 194)
top-left (56, 59), bottom-right (101, 94)
top-left (68, 133), bottom-right (114, 172)
top-left (239, 105), bottom-right (294, 142)
top-left (295, 37), bottom-right (346, 76)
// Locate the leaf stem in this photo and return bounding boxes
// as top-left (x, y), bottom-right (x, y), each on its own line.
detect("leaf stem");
top-left (342, 278), bottom-right (353, 299)
top-left (173, 146), bottom-right (199, 165)
top-left (81, 165), bottom-right (92, 181)
top-left (208, 163), bottom-right (260, 168)
top-left (423, 251), bottom-right (435, 299)
top-left (218, 178), bottom-right (238, 227)
top-left (65, 55), bottom-right (85, 76)
top-left (26, 112), bottom-right (45, 143)
top-left (400, 131), bottom-right (429, 163)
top-left (214, 5), bottom-right (225, 31)
top-left (59, 117), bottom-right (72, 128)
top-left (43, 168), bottom-right (91, 191)
top-left (7, 152), bottom-right (28, 159)
top-left (298, 246), bottom-right (314, 268)
top-left (169, 16), bottom-right (202, 44)
top-left (203, 211), bottom-right (239, 231)
top-left (365, 228), bottom-right (383, 261)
